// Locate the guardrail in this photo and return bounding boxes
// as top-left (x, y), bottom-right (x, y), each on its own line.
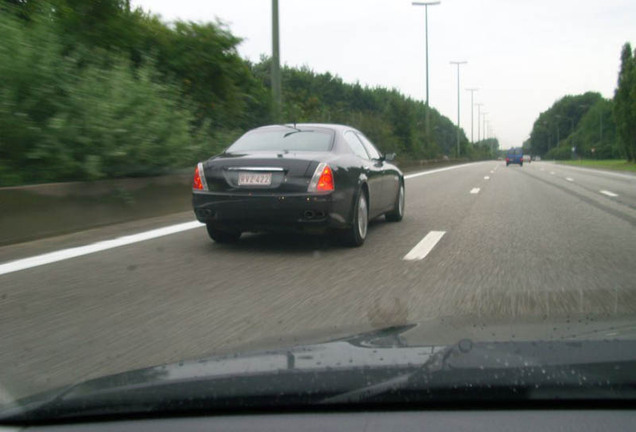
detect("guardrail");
top-left (0, 174), bottom-right (192, 246)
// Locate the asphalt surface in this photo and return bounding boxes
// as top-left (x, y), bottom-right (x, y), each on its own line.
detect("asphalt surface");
top-left (1, 161), bottom-right (636, 402)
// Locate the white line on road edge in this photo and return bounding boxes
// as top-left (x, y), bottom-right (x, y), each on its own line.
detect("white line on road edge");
top-left (403, 231), bottom-right (446, 261)
top-left (0, 221), bottom-right (205, 277)
top-left (566, 177), bottom-right (574, 182)
top-left (600, 190), bottom-right (619, 197)
top-left (554, 164), bottom-right (636, 180)
top-left (484, 176), bottom-right (490, 180)
top-left (470, 188), bottom-right (480, 194)
top-left (404, 162), bottom-right (477, 180)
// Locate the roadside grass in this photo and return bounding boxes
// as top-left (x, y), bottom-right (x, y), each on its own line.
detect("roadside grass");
top-left (556, 159), bottom-right (636, 173)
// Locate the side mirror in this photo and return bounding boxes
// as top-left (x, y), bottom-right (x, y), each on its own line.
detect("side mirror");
top-left (383, 153), bottom-right (396, 162)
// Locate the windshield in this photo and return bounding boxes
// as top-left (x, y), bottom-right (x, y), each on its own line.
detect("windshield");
top-left (1, 0), bottom-right (635, 424)
top-left (226, 129), bottom-right (334, 153)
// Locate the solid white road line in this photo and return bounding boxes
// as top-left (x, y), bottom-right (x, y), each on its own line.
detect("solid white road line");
top-left (600, 190), bottom-right (619, 197)
top-left (404, 162), bottom-right (477, 180)
top-left (566, 177), bottom-right (574, 182)
top-left (470, 188), bottom-right (480, 194)
top-left (0, 221), bottom-right (205, 277)
top-left (555, 164), bottom-right (636, 180)
top-left (403, 231), bottom-right (446, 261)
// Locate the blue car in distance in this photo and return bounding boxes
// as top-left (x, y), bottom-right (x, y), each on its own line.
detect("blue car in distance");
top-left (506, 148), bottom-right (523, 167)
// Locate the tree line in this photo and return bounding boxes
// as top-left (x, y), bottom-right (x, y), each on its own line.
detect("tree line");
top-left (526, 43), bottom-right (636, 162)
top-left (0, 0), bottom-right (496, 186)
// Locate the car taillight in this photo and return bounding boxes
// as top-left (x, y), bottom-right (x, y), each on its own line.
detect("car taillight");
top-left (193, 162), bottom-right (207, 190)
top-left (308, 163), bottom-right (334, 192)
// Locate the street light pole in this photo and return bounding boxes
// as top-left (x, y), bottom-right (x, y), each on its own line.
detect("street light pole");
top-left (466, 88), bottom-right (478, 143)
top-left (271, 0), bottom-right (282, 122)
top-left (412, 2), bottom-right (440, 139)
top-left (450, 61), bottom-right (467, 157)
top-left (475, 103), bottom-right (483, 142)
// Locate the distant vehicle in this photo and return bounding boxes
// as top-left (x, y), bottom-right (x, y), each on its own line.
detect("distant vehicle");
top-left (506, 148), bottom-right (523, 167)
top-left (523, 155), bottom-right (531, 163)
top-left (192, 124), bottom-right (404, 247)
top-left (533, 155), bottom-right (542, 161)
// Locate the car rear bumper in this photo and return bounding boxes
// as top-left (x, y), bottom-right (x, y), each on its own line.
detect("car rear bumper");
top-left (192, 191), bottom-right (349, 233)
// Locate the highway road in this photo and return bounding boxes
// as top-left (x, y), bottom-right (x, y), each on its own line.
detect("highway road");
top-left (1, 160), bottom-right (636, 402)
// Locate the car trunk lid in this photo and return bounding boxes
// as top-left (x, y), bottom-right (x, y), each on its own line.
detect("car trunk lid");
top-left (202, 151), bottom-right (327, 193)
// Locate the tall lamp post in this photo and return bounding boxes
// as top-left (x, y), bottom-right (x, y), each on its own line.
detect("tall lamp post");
top-left (466, 88), bottom-right (478, 143)
top-left (412, 1), bottom-right (441, 138)
top-left (450, 60), bottom-right (467, 157)
top-left (271, 0), bottom-right (282, 122)
top-left (475, 103), bottom-right (483, 142)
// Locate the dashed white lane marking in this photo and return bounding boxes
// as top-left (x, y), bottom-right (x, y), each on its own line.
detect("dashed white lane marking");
top-left (0, 221), bottom-right (205, 277)
top-left (490, 170), bottom-right (494, 174)
top-left (403, 231), bottom-right (446, 261)
top-left (550, 171), bottom-right (556, 175)
top-left (470, 188), bottom-right (480, 194)
top-left (600, 190), bottom-right (619, 197)
top-left (484, 176), bottom-right (490, 180)
top-left (566, 177), bottom-right (574, 182)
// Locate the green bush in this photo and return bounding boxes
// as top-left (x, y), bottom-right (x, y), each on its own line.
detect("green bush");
top-left (0, 10), bottom-right (210, 185)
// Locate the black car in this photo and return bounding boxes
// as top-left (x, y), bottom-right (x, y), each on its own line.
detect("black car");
top-left (192, 124), bottom-right (405, 246)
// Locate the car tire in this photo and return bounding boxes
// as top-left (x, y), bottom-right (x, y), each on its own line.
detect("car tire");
top-left (342, 189), bottom-right (368, 247)
top-left (385, 182), bottom-right (404, 222)
top-left (506, 163), bottom-right (509, 167)
top-left (206, 223), bottom-right (241, 243)
top-left (520, 162), bottom-right (523, 167)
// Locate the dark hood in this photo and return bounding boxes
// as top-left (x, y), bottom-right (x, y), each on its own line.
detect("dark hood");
top-left (2, 317), bottom-right (636, 424)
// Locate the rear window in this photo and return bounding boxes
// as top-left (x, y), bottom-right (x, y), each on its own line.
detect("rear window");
top-left (507, 148), bottom-right (522, 155)
top-left (227, 129), bottom-right (334, 152)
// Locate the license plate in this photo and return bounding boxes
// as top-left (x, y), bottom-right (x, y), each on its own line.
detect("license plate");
top-left (238, 172), bottom-right (272, 186)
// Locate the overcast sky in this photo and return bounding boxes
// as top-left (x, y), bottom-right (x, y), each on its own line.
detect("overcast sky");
top-left (133, 0), bottom-right (635, 149)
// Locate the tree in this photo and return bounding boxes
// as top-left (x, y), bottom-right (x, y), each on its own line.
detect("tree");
top-left (614, 43), bottom-right (636, 161)
top-left (528, 92), bottom-right (603, 157)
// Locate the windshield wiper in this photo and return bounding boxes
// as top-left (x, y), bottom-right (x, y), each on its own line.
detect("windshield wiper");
top-left (319, 338), bottom-right (636, 405)
top-left (283, 130), bottom-right (315, 138)
top-left (319, 340), bottom-right (461, 405)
